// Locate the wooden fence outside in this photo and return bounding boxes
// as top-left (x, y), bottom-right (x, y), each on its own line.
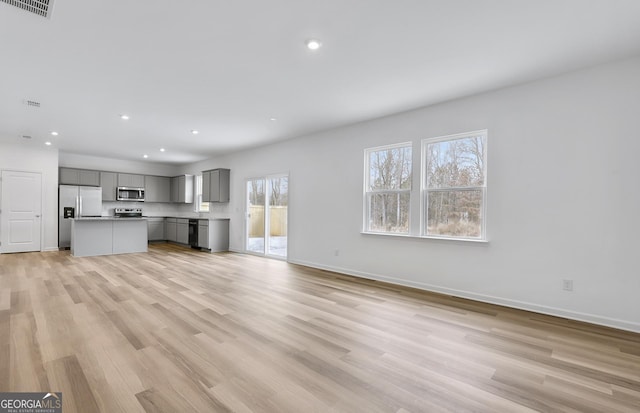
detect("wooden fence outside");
top-left (249, 206), bottom-right (288, 236)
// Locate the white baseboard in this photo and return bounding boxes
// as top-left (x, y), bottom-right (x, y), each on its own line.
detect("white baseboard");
top-left (287, 258), bottom-right (640, 334)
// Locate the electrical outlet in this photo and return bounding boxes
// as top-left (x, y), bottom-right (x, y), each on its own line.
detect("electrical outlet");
top-left (562, 279), bottom-right (574, 292)
top-left (334, 249), bottom-right (340, 256)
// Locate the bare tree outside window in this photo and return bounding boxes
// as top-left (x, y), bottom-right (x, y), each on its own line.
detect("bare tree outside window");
top-left (423, 131), bottom-right (487, 239)
top-left (364, 143), bottom-right (412, 233)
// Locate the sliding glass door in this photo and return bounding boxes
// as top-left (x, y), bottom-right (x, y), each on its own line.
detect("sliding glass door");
top-left (246, 175), bottom-right (288, 258)
top-left (246, 178), bottom-right (265, 254)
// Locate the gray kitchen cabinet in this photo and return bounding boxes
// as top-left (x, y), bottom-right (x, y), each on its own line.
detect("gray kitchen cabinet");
top-left (79, 170), bottom-right (100, 186)
top-left (145, 176), bottom-right (171, 203)
top-left (147, 218), bottom-right (165, 241)
top-left (176, 218), bottom-right (189, 244)
top-left (165, 218), bottom-right (177, 242)
top-left (118, 173), bottom-right (145, 188)
top-left (59, 168), bottom-right (100, 186)
top-left (198, 220), bottom-right (209, 249)
top-left (100, 172), bottom-right (117, 201)
top-left (198, 219), bottom-right (229, 252)
top-left (202, 168), bottom-right (230, 203)
top-left (60, 168), bottom-right (78, 185)
top-left (170, 175), bottom-right (193, 203)
top-left (202, 171), bottom-right (211, 202)
top-left (170, 176), bottom-right (179, 202)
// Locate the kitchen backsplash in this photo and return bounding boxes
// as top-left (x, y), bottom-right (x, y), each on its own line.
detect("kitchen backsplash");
top-left (102, 201), bottom-right (230, 218)
top-left (102, 201), bottom-right (181, 217)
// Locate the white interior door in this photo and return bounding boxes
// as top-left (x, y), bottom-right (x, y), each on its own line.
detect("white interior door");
top-left (1, 170), bottom-right (42, 253)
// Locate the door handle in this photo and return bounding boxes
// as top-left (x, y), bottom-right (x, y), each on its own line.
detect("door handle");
top-left (35, 215), bottom-right (41, 218)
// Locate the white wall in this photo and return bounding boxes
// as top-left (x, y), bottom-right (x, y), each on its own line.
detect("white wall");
top-left (0, 141), bottom-right (59, 252)
top-left (183, 56), bottom-right (640, 332)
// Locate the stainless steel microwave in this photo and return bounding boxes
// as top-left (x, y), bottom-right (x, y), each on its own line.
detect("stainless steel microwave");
top-left (117, 187), bottom-right (145, 201)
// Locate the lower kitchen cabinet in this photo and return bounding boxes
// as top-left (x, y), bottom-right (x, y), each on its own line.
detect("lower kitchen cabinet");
top-left (165, 218), bottom-right (177, 242)
top-left (197, 219), bottom-right (229, 252)
top-left (176, 219), bottom-right (189, 244)
top-left (198, 221), bottom-right (209, 249)
top-left (147, 218), bottom-right (165, 241)
top-left (149, 217), bottom-right (228, 249)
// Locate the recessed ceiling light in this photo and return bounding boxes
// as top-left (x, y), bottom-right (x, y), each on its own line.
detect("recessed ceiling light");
top-left (160, 148), bottom-right (165, 152)
top-left (45, 141), bottom-right (52, 146)
top-left (270, 118), bottom-right (277, 121)
top-left (191, 130), bottom-right (199, 135)
top-left (143, 154), bottom-right (148, 159)
top-left (306, 39), bottom-right (322, 50)
top-left (51, 131), bottom-right (59, 136)
top-left (120, 114), bottom-right (130, 120)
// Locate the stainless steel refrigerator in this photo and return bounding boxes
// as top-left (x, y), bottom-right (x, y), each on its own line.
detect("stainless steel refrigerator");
top-left (58, 185), bottom-right (103, 248)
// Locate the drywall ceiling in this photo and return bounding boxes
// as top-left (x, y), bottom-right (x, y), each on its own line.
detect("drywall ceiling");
top-left (1, 0), bottom-right (640, 164)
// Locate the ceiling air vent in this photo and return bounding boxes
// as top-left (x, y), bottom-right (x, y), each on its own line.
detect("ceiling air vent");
top-left (0, 0), bottom-right (55, 19)
top-left (24, 99), bottom-right (41, 108)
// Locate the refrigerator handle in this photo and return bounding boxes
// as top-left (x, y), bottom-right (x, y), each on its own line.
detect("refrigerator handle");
top-left (78, 196), bottom-right (81, 217)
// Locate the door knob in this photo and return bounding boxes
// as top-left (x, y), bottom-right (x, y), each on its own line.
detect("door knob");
top-left (35, 215), bottom-right (41, 218)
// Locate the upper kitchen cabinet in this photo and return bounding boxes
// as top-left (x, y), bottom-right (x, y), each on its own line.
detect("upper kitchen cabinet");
top-left (117, 173), bottom-right (145, 188)
top-left (170, 175), bottom-right (193, 203)
top-left (59, 168), bottom-right (100, 186)
top-left (202, 168), bottom-right (230, 203)
top-left (100, 172), bottom-right (117, 201)
top-left (145, 175), bottom-right (171, 203)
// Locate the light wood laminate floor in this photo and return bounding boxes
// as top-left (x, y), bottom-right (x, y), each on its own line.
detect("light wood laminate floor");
top-left (1, 243), bottom-right (639, 412)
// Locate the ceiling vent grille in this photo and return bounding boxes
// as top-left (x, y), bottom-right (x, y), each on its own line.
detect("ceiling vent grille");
top-left (24, 99), bottom-right (41, 108)
top-left (1, 0), bottom-right (55, 19)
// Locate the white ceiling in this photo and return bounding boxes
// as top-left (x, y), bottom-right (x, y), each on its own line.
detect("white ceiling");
top-left (1, 0), bottom-right (640, 164)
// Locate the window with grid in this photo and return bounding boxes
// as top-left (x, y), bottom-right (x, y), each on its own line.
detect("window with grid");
top-left (422, 130), bottom-right (487, 240)
top-left (364, 143), bottom-right (412, 234)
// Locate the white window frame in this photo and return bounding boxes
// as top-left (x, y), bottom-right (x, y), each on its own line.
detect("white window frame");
top-left (194, 174), bottom-right (209, 213)
top-left (363, 142), bottom-right (412, 234)
top-left (421, 130), bottom-right (487, 241)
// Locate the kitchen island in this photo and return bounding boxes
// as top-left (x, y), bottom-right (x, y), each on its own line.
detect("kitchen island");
top-left (71, 217), bottom-right (148, 257)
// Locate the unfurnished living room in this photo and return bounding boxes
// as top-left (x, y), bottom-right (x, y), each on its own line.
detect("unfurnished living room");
top-left (1, 1), bottom-right (639, 412)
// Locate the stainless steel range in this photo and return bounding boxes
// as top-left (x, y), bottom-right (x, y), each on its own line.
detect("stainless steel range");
top-left (114, 207), bottom-right (143, 218)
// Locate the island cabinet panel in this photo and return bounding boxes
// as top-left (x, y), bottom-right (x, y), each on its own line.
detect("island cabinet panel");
top-left (70, 220), bottom-right (113, 256)
top-left (113, 220), bottom-right (148, 254)
top-left (70, 218), bottom-right (148, 257)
